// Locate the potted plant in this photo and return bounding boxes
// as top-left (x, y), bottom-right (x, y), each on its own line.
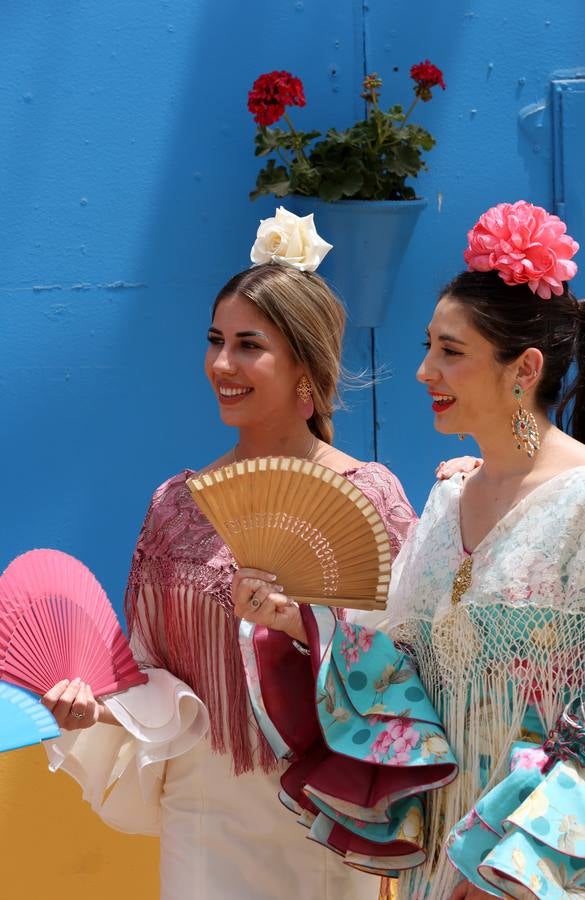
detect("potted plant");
top-left (247, 64), bottom-right (446, 326)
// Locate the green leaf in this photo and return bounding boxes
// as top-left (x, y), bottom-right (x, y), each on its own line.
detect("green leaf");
top-left (250, 159), bottom-right (291, 200)
top-left (340, 168), bottom-right (364, 197)
top-left (290, 163), bottom-right (321, 196)
top-left (318, 179), bottom-right (346, 202)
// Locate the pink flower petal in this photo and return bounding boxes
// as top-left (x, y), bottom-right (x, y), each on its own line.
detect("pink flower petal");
top-left (465, 201), bottom-right (578, 298)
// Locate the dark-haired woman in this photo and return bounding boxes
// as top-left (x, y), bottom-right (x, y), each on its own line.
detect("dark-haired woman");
top-left (374, 201), bottom-right (585, 899)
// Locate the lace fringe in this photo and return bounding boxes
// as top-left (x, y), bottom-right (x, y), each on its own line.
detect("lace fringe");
top-left (394, 606), bottom-right (578, 899)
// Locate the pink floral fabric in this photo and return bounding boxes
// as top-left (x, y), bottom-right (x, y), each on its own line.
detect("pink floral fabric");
top-left (367, 718), bottom-right (420, 765)
top-left (339, 621), bottom-right (377, 670)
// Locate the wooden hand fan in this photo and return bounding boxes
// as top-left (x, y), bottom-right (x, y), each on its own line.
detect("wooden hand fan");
top-left (0, 549), bottom-right (148, 697)
top-left (0, 682), bottom-right (60, 753)
top-left (186, 457), bottom-right (392, 610)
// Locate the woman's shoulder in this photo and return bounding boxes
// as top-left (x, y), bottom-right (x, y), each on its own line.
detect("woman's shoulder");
top-left (137, 468), bottom-right (223, 560)
top-left (344, 459), bottom-right (404, 488)
top-left (145, 469), bottom-right (210, 537)
top-left (149, 452), bottom-right (235, 506)
top-left (150, 469), bottom-right (195, 507)
top-left (344, 460), bottom-right (418, 526)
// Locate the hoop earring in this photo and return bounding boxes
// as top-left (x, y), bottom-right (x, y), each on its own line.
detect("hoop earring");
top-left (511, 384), bottom-right (540, 458)
top-left (296, 376), bottom-right (314, 421)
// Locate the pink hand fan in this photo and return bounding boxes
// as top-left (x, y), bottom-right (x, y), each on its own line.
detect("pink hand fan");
top-left (0, 549), bottom-right (148, 697)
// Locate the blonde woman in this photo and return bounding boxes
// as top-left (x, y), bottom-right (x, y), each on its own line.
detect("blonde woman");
top-left (42, 209), bottom-right (475, 900)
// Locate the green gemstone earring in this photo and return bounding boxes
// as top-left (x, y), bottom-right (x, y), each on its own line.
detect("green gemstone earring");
top-left (511, 384), bottom-right (540, 457)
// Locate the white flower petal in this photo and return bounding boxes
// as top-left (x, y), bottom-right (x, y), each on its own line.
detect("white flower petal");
top-left (250, 206), bottom-right (332, 272)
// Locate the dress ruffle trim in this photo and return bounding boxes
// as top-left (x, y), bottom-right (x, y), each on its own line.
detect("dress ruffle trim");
top-left (239, 607), bottom-right (458, 878)
top-left (44, 668), bottom-right (209, 835)
top-left (447, 743), bottom-right (585, 898)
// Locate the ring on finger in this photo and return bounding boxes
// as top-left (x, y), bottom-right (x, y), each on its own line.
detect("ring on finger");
top-left (249, 593), bottom-right (263, 611)
top-left (70, 710), bottom-right (85, 719)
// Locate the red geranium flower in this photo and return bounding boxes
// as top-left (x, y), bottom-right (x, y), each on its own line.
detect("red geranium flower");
top-left (410, 60), bottom-right (446, 102)
top-left (247, 70), bottom-right (306, 127)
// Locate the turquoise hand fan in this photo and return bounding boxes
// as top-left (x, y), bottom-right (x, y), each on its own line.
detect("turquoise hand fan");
top-left (0, 681), bottom-right (60, 753)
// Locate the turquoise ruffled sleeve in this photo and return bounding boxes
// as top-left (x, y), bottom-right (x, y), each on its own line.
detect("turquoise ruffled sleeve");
top-left (447, 729), bottom-right (585, 898)
top-left (240, 606), bottom-right (458, 877)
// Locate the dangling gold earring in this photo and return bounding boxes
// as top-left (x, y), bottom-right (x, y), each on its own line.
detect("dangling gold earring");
top-left (296, 375), bottom-right (314, 421)
top-left (511, 384), bottom-right (540, 457)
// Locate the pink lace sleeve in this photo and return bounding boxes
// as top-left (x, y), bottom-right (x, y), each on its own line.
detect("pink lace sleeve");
top-left (346, 462), bottom-right (418, 561)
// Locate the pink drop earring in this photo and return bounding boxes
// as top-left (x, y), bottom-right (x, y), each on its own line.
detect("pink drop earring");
top-left (296, 376), bottom-right (314, 420)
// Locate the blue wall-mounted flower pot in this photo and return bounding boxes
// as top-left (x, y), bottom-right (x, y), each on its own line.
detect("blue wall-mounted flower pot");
top-left (290, 196), bottom-right (428, 327)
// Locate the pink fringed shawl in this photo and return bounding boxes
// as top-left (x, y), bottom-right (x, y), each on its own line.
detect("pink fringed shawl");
top-left (124, 462), bottom-right (417, 775)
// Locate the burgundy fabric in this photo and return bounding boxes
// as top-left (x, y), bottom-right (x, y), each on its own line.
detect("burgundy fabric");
top-left (300, 602), bottom-right (323, 681)
top-left (124, 462), bottom-right (417, 776)
top-left (280, 741), bottom-right (331, 810)
top-left (252, 626), bottom-right (319, 755)
top-left (327, 825), bottom-right (414, 858)
top-left (304, 750), bottom-right (456, 807)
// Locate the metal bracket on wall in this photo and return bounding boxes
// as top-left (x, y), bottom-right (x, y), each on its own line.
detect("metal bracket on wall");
top-left (551, 75), bottom-right (585, 221)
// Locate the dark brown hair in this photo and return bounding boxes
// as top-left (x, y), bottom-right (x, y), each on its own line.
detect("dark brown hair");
top-left (441, 270), bottom-right (585, 442)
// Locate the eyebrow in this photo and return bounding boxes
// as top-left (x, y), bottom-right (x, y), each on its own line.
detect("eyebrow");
top-left (208, 326), bottom-right (269, 339)
top-left (425, 327), bottom-right (467, 345)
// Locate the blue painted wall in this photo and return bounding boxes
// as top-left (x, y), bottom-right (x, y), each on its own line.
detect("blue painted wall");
top-left (1, 0), bottom-right (584, 615)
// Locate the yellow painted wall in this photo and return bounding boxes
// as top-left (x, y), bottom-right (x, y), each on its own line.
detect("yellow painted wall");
top-left (0, 745), bottom-right (158, 900)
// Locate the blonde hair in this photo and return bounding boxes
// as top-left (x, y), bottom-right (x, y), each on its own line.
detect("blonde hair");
top-left (213, 263), bottom-right (346, 444)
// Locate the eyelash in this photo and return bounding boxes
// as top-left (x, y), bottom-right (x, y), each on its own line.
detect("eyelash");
top-left (421, 340), bottom-right (462, 357)
top-left (207, 336), bottom-right (261, 351)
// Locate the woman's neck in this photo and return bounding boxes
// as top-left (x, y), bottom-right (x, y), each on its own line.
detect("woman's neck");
top-left (472, 414), bottom-right (562, 482)
top-left (235, 423), bottom-right (318, 460)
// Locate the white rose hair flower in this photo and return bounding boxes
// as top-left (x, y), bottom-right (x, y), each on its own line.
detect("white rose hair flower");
top-left (250, 206), bottom-right (333, 273)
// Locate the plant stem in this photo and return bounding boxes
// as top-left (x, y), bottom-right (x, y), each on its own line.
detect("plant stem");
top-left (369, 91), bottom-right (389, 154)
top-left (399, 96), bottom-right (419, 129)
top-left (275, 146), bottom-right (290, 167)
top-left (284, 112), bottom-right (309, 164)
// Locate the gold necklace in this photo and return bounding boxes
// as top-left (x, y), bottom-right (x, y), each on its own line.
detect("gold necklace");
top-left (232, 434), bottom-right (317, 463)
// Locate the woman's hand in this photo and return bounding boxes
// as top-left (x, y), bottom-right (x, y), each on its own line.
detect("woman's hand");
top-left (436, 456), bottom-right (482, 480)
top-left (42, 678), bottom-right (104, 730)
top-left (232, 567), bottom-right (308, 644)
top-left (449, 879), bottom-right (495, 899)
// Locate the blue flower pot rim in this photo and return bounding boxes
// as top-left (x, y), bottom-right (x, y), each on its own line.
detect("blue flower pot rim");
top-left (290, 196), bottom-right (428, 213)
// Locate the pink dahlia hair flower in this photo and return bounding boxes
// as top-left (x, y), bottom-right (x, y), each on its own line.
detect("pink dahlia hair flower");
top-left (464, 200), bottom-right (579, 300)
